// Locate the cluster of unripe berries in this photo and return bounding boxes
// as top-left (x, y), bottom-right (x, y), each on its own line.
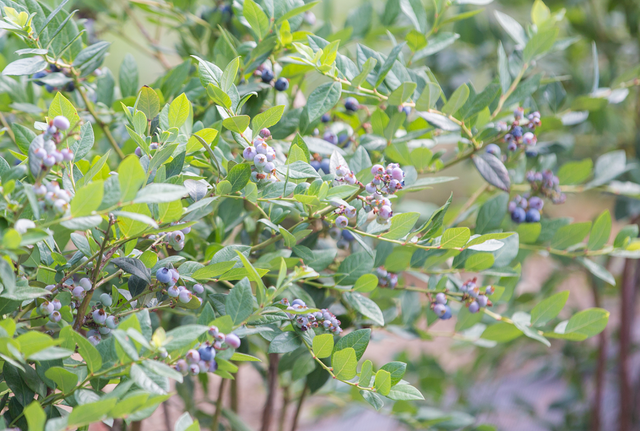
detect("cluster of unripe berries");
top-left (256, 66), bottom-right (289, 91)
top-left (87, 306), bottom-right (118, 345)
top-left (31, 116), bottom-right (73, 169)
top-left (526, 169), bottom-right (566, 204)
top-left (328, 227), bottom-right (355, 250)
top-left (376, 267), bottom-right (398, 289)
top-left (38, 299), bottom-right (63, 324)
top-left (432, 293), bottom-right (452, 320)
top-left (32, 180), bottom-right (72, 214)
top-left (156, 266), bottom-right (204, 305)
top-left (174, 327), bottom-right (241, 376)
top-left (155, 222), bottom-right (191, 251)
top-left (509, 194), bottom-right (544, 223)
top-left (334, 203), bottom-right (357, 228)
top-left (361, 163), bottom-right (405, 224)
top-left (459, 278), bottom-right (494, 314)
top-left (319, 114), bottom-right (352, 149)
top-left (242, 130), bottom-right (279, 184)
top-left (500, 108), bottom-right (541, 155)
top-left (32, 64), bottom-right (75, 93)
top-left (280, 298), bottom-right (343, 334)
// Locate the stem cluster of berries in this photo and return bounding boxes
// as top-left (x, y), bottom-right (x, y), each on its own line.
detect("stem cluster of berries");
top-left (334, 203), bottom-right (357, 228)
top-left (509, 194), bottom-right (544, 223)
top-left (175, 327), bottom-right (241, 376)
top-left (501, 108), bottom-right (541, 154)
top-left (156, 267), bottom-right (204, 305)
top-left (362, 163), bottom-right (405, 224)
top-left (32, 181), bottom-right (72, 214)
top-left (32, 64), bottom-right (75, 93)
top-left (333, 163), bottom-right (357, 185)
top-left (243, 130), bottom-right (278, 184)
top-left (255, 66), bottom-right (289, 91)
top-left (280, 298), bottom-right (343, 334)
top-left (31, 116), bottom-right (73, 170)
top-left (432, 293), bottom-right (452, 320)
top-left (329, 227), bottom-right (355, 250)
top-left (458, 278), bottom-right (495, 314)
top-left (526, 170), bottom-right (566, 204)
top-left (375, 267), bottom-right (398, 289)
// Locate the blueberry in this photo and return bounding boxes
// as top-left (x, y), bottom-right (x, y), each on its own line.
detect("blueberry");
top-left (401, 106), bottom-right (411, 116)
top-left (186, 349), bottom-right (200, 364)
top-left (208, 360), bottom-right (219, 372)
top-left (100, 293), bottom-right (113, 306)
top-left (156, 267), bottom-right (172, 284)
top-left (321, 113), bottom-right (331, 123)
top-left (511, 207), bottom-right (526, 223)
top-left (167, 286), bottom-right (180, 297)
top-left (379, 205), bottom-right (393, 220)
top-left (511, 126), bottom-right (523, 138)
top-left (72, 286), bottom-right (85, 299)
top-left (64, 81), bottom-right (75, 92)
top-left (178, 290), bottom-right (192, 303)
top-left (208, 325), bottom-right (219, 337)
top-left (33, 70), bottom-right (47, 85)
top-left (49, 311), bottom-right (62, 323)
top-left (243, 146), bottom-right (257, 161)
top-left (477, 295), bottom-right (488, 307)
top-left (176, 359), bottom-right (188, 373)
top-left (198, 346), bottom-right (214, 361)
top-left (106, 315), bottom-right (117, 329)
top-left (259, 128), bottom-right (271, 138)
top-left (53, 116), bottom-right (70, 130)
top-left (274, 77), bottom-right (289, 91)
top-left (525, 208), bottom-right (541, 223)
top-left (225, 333), bottom-right (241, 348)
top-left (433, 303), bottom-right (446, 316)
top-left (525, 149), bottom-right (538, 158)
top-left (49, 64), bottom-right (61, 72)
top-left (468, 301), bottom-right (480, 313)
top-left (335, 215), bottom-right (348, 228)
top-left (79, 277), bottom-right (92, 291)
top-left (319, 158), bottom-right (330, 174)
top-left (52, 299), bottom-right (61, 310)
top-left (45, 84), bottom-right (55, 93)
top-left (371, 164), bottom-right (384, 175)
top-left (310, 160), bottom-right (321, 171)
top-left (486, 143), bottom-right (501, 157)
top-left (323, 131), bottom-right (338, 145)
top-left (341, 229), bottom-right (355, 242)
top-left (193, 283), bottom-right (204, 294)
top-left (337, 238), bottom-right (349, 249)
top-left (435, 292), bottom-right (447, 304)
top-left (529, 196), bottom-right (544, 210)
top-left (344, 97), bottom-right (359, 112)
top-left (93, 309), bottom-right (107, 325)
top-left (261, 69), bottom-right (274, 83)
top-left (441, 305), bottom-right (452, 320)
top-left (485, 286), bottom-right (495, 295)
top-left (40, 301), bottom-right (54, 315)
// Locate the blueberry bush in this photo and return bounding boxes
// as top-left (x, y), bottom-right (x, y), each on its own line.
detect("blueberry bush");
top-left (0, 0), bottom-right (638, 430)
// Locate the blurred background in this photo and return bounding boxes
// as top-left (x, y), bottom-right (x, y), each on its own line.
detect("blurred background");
top-left (4, 0), bottom-right (640, 430)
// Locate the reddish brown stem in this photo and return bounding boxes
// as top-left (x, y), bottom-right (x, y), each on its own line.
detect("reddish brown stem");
top-left (261, 353), bottom-right (280, 431)
top-left (591, 277), bottom-right (606, 431)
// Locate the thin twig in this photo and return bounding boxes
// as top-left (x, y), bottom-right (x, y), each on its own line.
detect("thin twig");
top-left (289, 382), bottom-right (308, 431)
top-left (212, 378), bottom-right (228, 431)
top-left (261, 353), bottom-right (280, 431)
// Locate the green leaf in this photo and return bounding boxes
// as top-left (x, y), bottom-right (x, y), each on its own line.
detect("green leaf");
top-left (221, 57), bottom-right (240, 92)
top-left (374, 370), bottom-right (391, 396)
top-left (523, 28), bottom-right (558, 62)
top-left (68, 398), bottom-right (118, 427)
top-left (206, 84), bottom-right (232, 109)
top-left (387, 82), bottom-right (418, 105)
top-left (24, 401), bottom-right (46, 431)
top-left (494, 10), bottom-right (526, 46)
top-left (343, 292), bottom-right (385, 326)
top-left (222, 115), bottom-right (250, 133)
top-left (376, 43), bottom-right (406, 87)
top-left (164, 325), bottom-right (209, 351)
top-left (517, 222), bottom-right (541, 244)
top-left (268, 332), bottom-right (302, 354)
top-left (334, 328), bottom-right (370, 360)
top-left (455, 306), bottom-right (483, 332)
top-left (442, 83), bottom-right (469, 115)
top-left (307, 82), bottom-right (342, 124)
top-left (48, 92), bottom-right (80, 125)
top-left (134, 184), bottom-right (186, 204)
top-left (243, 0), bottom-right (270, 40)
top-left (406, 29), bottom-right (427, 51)
top-left (335, 252), bottom-right (373, 285)
top-left (45, 366), bottom-right (78, 394)
top-left (380, 361), bottom-right (406, 385)
top-left (353, 274), bottom-right (378, 292)
top-left (351, 57), bottom-right (377, 88)
top-left (579, 257), bottom-right (616, 286)
top-left (227, 163), bottom-right (251, 193)
top-left (530, 291), bottom-right (569, 326)
top-left (226, 277), bottom-right (254, 324)
top-left (136, 86), bottom-right (160, 120)
top-left (192, 261), bottom-right (236, 280)
top-left (472, 153), bottom-right (510, 191)
top-left (588, 210), bottom-right (611, 250)
top-left (252, 105), bottom-right (285, 132)
top-left (441, 227), bottom-right (471, 249)
top-left (476, 193), bottom-right (509, 234)
top-left (118, 155), bottom-right (146, 202)
top-left (557, 159), bottom-right (592, 185)
top-left (387, 384), bottom-right (425, 401)
top-left (312, 333), bottom-right (334, 358)
top-left (464, 253), bottom-right (494, 271)
top-left (358, 360), bottom-right (373, 387)
top-left (74, 331), bottom-right (102, 373)
top-left (119, 53), bottom-right (139, 98)
top-left (361, 390), bottom-right (384, 410)
top-left (3, 57), bottom-right (47, 76)
top-left (332, 347), bottom-right (357, 380)
top-left (565, 308), bottom-right (609, 338)
top-left (71, 180), bottom-right (103, 217)
top-left (550, 222), bottom-right (592, 250)
top-left (168, 93), bottom-right (191, 129)
top-left (383, 212), bottom-right (420, 240)
top-left (481, 322), bottom-right (523, 342)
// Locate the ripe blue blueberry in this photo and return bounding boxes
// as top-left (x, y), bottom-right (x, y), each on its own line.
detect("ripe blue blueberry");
top-left (189, 364), bottom-right (200, 375)
top-left (319, 158), bottom-right (331, 174)
top-left (525, 149), bottom-right (538, 158)
top-left (511, 207), bottom-right (526, 223)
top-left (529, 196), bottom-right (544, 210)
top-left (477, 295), bottom-right (488, 307)
top-left (156, 267), bottom-right (172, 284)
top-left (208, 360), bottom-right (219, 372)
top-left (511, 126), bottom-right (523, 138)
top-left (507, 142), bottom-right (517, 152)
top-left (33, 70), bottom-right (47, 85)
top-left (468, 301), bottom-right (480, 313)
top-left (167, 286), bottom-right (180, 297)
top-left (45, 84), bottom-right (55, 93)
top-left (344, 97), bottom-right (359, 112)
top-left (243, 146), bottom-right (257, 161)
top-left (321, 113), bottom-right (331, 123)
top-left (198, 345), bottom-right (214, 361)
top-left (486, 143), bottom-right (501, 157)
top-left (525, 208), bottom-right (541, 223)
top-left (186, 349), bottom-right (200, 364)
top-left (274, 78), bottom-right (289, 91)
top-left (441, 305), bottom-right (452, 320)
top-left (176, 359), bottom-right (188, 373)
top-left (323, 131), bottom-right (338, 145)
top-left (311, 160), bottom-right (321, 171)
top-left (341, 229), bottom-right (355, 241)
top-left (254, 154), bottom-right (268, 171)
top-left (261, 69), bottom-right (274, 83)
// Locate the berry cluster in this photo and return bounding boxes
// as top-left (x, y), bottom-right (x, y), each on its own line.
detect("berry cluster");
top-left (329, 227), bottom-right (355, 250)
top-left (509, 194), bottom-right (544, 223)
top-left (242, 131), bottom-right (278, 184)
top-left (31, 116), bottom-right (73, 169)
top-left (459, 278), bottom-right (494, 314)
top-left (134, 142), bottom-right (160, 157)
top-left (33, 181), bottom-right (72, 214)
top-left (256, 66), bottom-right (289, 92)
top-left (334, 203), bottom-right (357, 228)
top-left (361, 163), bottom-right (405, 224)
top-left (280, 298), bottom-right (343, 334)
top-left (502, 108), bottom-right (541, 154)
top-left (432, 293), bottom-right (452, 320)
top-left (86, 307), bottom-right (118, 345)
top-left (175, 327), bottom-right (241, 376)
top-left (156, 267), bottom-right (204, 305)
top-left (375, 267), bottom-right (398, 288)
top-left (32, 64), bottom-right (75, 93)
top-left (526, 170), bottom-right (566, 204)
top-left (38, 299), bottom-right (62, 324)
top-left (322, 129), bottom-right (351, 149)
top-left (310, 157), bottom-right (331, 174)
